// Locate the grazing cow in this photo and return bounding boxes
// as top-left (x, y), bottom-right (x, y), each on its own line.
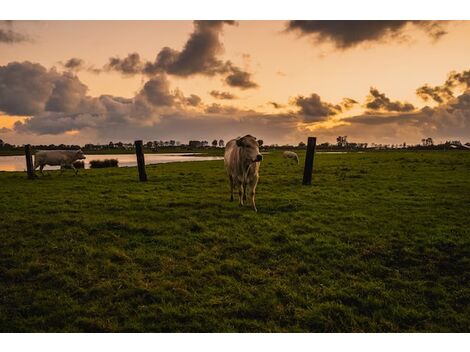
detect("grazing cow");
top-left (34, 149), bottom-right (86, 175)
top-left (224, 135), bottom-right (263, 212)
top-left (283, 151), bottom-right (299, 164)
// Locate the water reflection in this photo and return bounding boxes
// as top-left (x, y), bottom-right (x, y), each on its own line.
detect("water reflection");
top-left (0, 153), bottom-right (222, 172)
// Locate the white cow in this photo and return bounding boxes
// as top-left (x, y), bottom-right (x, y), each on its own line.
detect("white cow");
top-left (283, 151), bottom-right (299, 164)
top-left (224, 135), bottom-right (263, 212)
top-left (34, 149), bottom-right (86, 175)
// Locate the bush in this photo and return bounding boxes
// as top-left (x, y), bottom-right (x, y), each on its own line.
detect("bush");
top-left (73, 161), bottom-right (85, 169)
top-left (89, 159), bottom-right (119, 168)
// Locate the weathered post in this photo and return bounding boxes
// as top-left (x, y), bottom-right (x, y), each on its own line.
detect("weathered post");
top-left (302, 137), bottom-right (317, 185)
top-left (25, 144), bottom-right (35, 179)
top-left (134, 140), bottom-right (147, 182)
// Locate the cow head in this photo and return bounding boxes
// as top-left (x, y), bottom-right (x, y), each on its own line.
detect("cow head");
top-left (76, 149), bottom-right (86, 160)
top-left (236, 135), bottom-right (263, 163)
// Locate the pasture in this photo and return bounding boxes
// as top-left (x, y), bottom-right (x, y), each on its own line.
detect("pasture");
top-left (0, 151), bottom-right (469, 332)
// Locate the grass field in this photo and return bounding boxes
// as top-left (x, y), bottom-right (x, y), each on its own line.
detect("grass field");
top-left (0, 151), bottom-right (469, 332)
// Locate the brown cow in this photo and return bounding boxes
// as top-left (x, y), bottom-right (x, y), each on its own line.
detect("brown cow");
top-left (224, 135), bottom-right (263, 212)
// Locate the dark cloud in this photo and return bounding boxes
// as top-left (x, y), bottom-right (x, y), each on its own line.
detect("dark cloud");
top-left (269, 102), bottom-right (284, 109)
top-left (366, 88), bottom-right (415, 112)
top-left (340, 98), bottom-right (359, 110)
top-left (416, 70), bottom-right (470, 104)
top-left (138, 75), bottom-right (176, 107)
top-left (0, 61), bottom-right (56, 115)
top-left (45, 73), bottom-right (88, 113)
top-left (209, 90), bottom-right (237, 100)
top-left (292, 93), bottom-right (342, 122)
top-left (225, 66), bottom-right (258, 89)
top-left (142, 21), bottom-right (258, 89)
top-left (0, 29), bottom-right (29, 44)
top-left (286, 20), bottom-right (448, 49)
top-left (185, 94), bottom-right (202, 107)
top-left (62, 58), bottom-right (85, 71)
top-left (205, 103), bottom-right (240, 114)
top-left (106, 52), bottom-right (143, 76)
top-left (144, 21), bottom-right (235, 77)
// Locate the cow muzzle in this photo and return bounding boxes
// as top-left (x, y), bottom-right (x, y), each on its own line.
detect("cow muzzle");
top-left (255, 154), bottom-right (263, 162)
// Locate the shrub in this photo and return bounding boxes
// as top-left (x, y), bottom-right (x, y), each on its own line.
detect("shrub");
top-left (89, 159), bottom-right (119, 168)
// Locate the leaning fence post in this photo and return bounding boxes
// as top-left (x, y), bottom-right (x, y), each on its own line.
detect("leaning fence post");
top-left (25, 144), bottom-right (35, 179)
top-left (134, 140), bottom-right (147, 182)
top-left (302, 137), bottom-right (317, 185)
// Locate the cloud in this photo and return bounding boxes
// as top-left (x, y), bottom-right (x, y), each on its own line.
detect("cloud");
top-left (366, 88), bottom-right (415, 112)
top-left (61, 58), bottom-right (85, 71)
top-left (204, 103), bottom-right (240, 114)
top-left (0, 61), bottom-right (57, 115)
top-left (291, 94), bottom-right (356, 122)
top-left (225, 66), bottom-right (258, 89)
top-left (185, 94), bottom-right (202, 107)
top-left (105, 52), bottom-right (143, 76)
top-left (0, 127), bottom-right (11, 133)
top-left (286, 20), bottom-right (448, 49)
top-left (416, 70), bottom-right (470, 104)
top-left (269, 102), bottom-right (284, 109)
top-left (138, 75), bottom-right (175, 107)
top-left (144, 21), bottom-right (236, 77)
top-left (209, 90), bottom-right (237, 100)
top-left (0, 29), bottom-right (30, 44)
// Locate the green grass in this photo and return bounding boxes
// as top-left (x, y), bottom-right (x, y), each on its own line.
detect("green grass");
top-left (0, 151), bottom-right (469, 332)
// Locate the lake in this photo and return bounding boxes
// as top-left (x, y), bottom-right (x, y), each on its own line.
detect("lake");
top-left (0, 153), bottom-right (223, 172)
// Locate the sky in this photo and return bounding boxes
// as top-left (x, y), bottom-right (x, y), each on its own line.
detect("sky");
top-left (1, 20), bottom-right (470, 145)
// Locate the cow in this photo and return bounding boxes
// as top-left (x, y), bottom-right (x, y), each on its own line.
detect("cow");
top-left (283, 151), bottom-right (299, 164)
top-left (224, 135), bottom-right (263, 212)
top-left (34, 149), bottom-right (86, 175)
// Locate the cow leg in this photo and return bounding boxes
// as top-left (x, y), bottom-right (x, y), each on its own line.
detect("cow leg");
top-left (39, 164), bottom-right (45, 176)
top-left (238, 184), bottom-right (244, 206)
top-left (229, 175), bottom-right (234, 201)
top-left (60, 163), bottom-right (66, 175)
top-left (247, 179), bottom-right (259, 212)
top-left (71, 164), bottom-right (78, 175)
top-left (243, 183), bottom-right (247, 202)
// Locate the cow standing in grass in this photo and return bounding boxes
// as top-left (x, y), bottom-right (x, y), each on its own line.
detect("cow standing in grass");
top-left (283, 151), bottom-right (299, 164)
top-left (34, 149), bottom-right (86, 175)
top-left (224, 135), bottom-right (263, 212)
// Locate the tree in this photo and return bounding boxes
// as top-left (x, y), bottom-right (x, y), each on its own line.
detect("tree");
top-left (109, 141), bottom-right (114, 148)
top-left (298, 141), bottom-right (306, 148)
top-left (218, 139), bottom-right (224, 147)
top-left (212, 139), bottom-right (218, 147)
top-left (258, 139), bottom-right (264, 147)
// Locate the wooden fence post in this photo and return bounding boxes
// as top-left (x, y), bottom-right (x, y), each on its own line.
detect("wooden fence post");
top-left (134, 140), bottom-right (147, 182)
top-left (302, 137), bottom-right (317, 185)
top-left (25, 144), bottom-right (35, 179)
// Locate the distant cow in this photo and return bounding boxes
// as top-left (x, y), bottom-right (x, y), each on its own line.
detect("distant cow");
top-left (224, 135), bottom-right (263, 212)
top-left (34, 150), bottom-right (86, 175)
top-left (283, 151), bottom-right (299, 164)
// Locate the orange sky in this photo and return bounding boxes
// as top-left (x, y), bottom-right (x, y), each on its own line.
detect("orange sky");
top-left (1, 20), bottom-right (470, 145)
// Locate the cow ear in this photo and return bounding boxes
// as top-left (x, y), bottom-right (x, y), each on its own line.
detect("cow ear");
top-left (236, 138), bottom-right (243, 147)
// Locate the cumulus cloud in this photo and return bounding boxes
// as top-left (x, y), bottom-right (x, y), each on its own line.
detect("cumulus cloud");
top-left (0, 61), bottom-right (57, 115)
top-left (0, 29), bottom-right (29, 44)
top-left (138, 75), bottom-right (175, 107)
top-left (225, 66), bottom-right (258, 89)
top-left (185, 94), bottom-right (202, 106)
top-left (291, 94), bottom-right (356, 122)
top-left (102, 21), bottom-right (259, 89)
top-left (209, 90), bottom-right (237, 100)
top-left (61, 58), bottom-right (85, 71)
top-left (106, 52), bottom-right (143, 76)
top-left (286, 20), bottom-right (448, 49)
top-left (416, 70), bottom-right (470, 104)
top-left (144, 21), bottom-right (236, 77)
top-left (366, 88), bottom-right (415, 112)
